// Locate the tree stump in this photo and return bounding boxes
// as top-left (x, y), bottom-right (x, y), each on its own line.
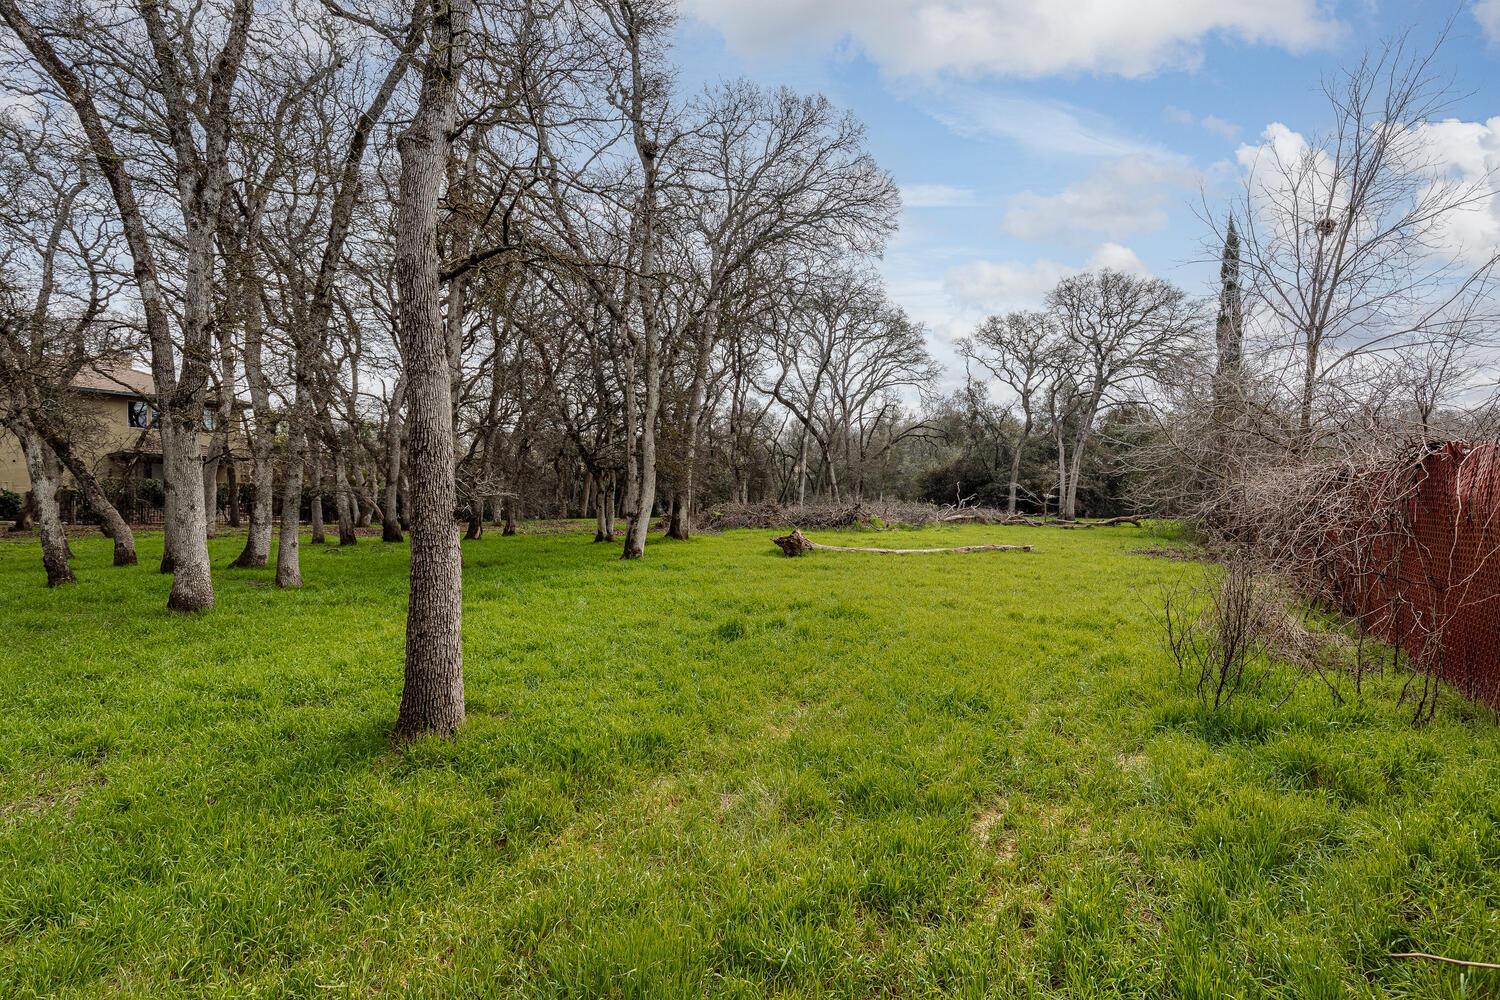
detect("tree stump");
top-left (772, 529), bottom-right (815, 556)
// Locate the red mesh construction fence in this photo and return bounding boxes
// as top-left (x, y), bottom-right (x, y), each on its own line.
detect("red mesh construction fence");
top-left (1329, 442), bottom-right (1500, 711)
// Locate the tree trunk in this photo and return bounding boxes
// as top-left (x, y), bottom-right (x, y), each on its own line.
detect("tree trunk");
top-left (202, 450), bottom-right (220, 539)
top-left (618, 8), bottom-right (661, 562)
top-left (47, 433), bottom-right (136, 566)
top-left (18, 429), bottom-right (74, 586)
top-left (382, 377), bottom-right (406, 542)
top-left (275, 397), bottom-right (306, 588)
top-left (465, 498), bottom-right (483, 540)
top-left (308, 439), bottom-right (325, 545)
top-left (225, 460), bottom-right (240, 527)
top-left (392, 0), bottom-right (471, 741)
top-left (230, 202), bottom-right (274, 568)
top-left (234, 445), bottom-right (274, 568)
top-left (796, 430), bottom-right (808, 506)
top-left (1006, 418), bottom-right (1030, 517)
top-left (594, 474), bottom-right (614, 542)
top-left (334, 448), bottom-right (357, 546)
top-left (622, 339), bottom-right (660, 559)
top-left (160, 410), bottom-right (214, 610)
top-left (354, 465), bottom-right (375, 527)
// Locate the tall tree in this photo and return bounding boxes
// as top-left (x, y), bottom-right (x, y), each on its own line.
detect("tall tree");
top-left (392, 0), bottom-right (473, 741)
top-left (1048, 269), bottom-right (1200, 520)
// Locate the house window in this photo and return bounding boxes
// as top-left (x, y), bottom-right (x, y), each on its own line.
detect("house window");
top-left (202, 409), bottom-right (218, 432)
top-left (128, 400), bottom-right (150, 428)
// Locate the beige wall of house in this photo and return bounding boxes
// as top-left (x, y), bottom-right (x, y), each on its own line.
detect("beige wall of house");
top-left (0, 393), bottom-right (234, 496)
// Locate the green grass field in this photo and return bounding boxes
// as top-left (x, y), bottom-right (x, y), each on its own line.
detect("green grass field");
top-left (0, 523), bottom-right (1497, 998)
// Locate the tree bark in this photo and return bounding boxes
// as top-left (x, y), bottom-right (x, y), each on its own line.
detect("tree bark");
top-left (383, 376), bottom-right (406, 542)
top-left (17, 428), bottom-right (74, 586)
top-left (275, 394), bottom-right (306, 588)
top-left (392, 0), bottom-right (471, 741)
top-left (308, 438), bottom-right (326, 545)
top-left (46, 433), bottom-right (136, 566)
top-left (334, 447), bottom-right (357, 545)
top-left (230, 201), bottom-right (274, 568)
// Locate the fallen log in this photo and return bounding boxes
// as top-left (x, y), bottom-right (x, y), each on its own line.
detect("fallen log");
top-left (1051, 514), bottom-right (1146, 529)
top-left (772, 528), bottom-right (1032, 557)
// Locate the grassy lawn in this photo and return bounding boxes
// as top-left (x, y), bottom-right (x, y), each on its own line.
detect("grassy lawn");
top-left (0, 523), bottom-right (1497, 998)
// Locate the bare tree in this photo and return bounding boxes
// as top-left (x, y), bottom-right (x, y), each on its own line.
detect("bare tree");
top-left (1048, 269), bottom-right (1201, 520)
top-left (1231, 33), bottom-right (1499, 448)
top-left (960, 310), bottom-right (1056, 515)
top-left (392, 0), bottom-right (473, 741)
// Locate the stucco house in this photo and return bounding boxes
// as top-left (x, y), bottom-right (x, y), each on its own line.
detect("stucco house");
top-left (0, 359), bottom-right (242, 507)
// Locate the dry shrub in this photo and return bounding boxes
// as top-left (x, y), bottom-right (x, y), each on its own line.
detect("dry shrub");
top-left (1157, 554), bottom-right (1357, 709)
top-left (1158, 555), bottom-right (1276, 709)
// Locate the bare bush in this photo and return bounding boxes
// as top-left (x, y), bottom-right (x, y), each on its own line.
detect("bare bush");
top-left (1158, 555), bottom-right (1277, 709)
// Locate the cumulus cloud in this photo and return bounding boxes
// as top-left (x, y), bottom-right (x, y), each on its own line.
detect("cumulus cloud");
top-left (945, 244), bottom-right (1151, 313)
top-left (1235, 119), bottom-right (1500, 270)
top-left (1477, 0), bottom-right (1500, 45)
top-left (1412, 117), bottom-right (1500, 268)
top-left (680, 0), bottom-right (1341, 79)
top-left (901, 183), bottom-right (981, 208)
top-left (1001, 157), bottom-right (1199, 242)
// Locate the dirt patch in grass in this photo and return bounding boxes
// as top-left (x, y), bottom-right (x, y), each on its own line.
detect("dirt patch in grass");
top-left (972, 800), bottom-right (1018, 861)
top-left (0, 772), bottom-right (104, 826)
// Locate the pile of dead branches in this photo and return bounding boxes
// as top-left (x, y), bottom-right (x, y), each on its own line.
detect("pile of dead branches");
top-left (705, 500), bottom-right (1146, 531)
top-left (704, 500), bottom-right (1011, 531)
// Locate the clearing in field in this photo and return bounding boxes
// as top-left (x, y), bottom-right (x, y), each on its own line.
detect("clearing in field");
top-left (1, 523), bottom-right (1497, 998)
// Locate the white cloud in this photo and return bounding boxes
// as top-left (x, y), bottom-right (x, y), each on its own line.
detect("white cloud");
top-left (681, 0), bottom-right (1341, 79)
top-left (1413, 117), bottom-right (1500, 268)
top-left (1164, 105), bottom-right (1242, 141)
top-left (1235, 118), bottom-right (1500, 270)
top-left (945, 244), bottom-right (1151, 312)
top-left (1163, 105), bottom-right (1196, 127)
top-left (901, 183), bottom-right (980, 208)
top-left (1088, 242), bottom-right (1151, 274)
top-left (1477, 0), bottom-right (1500, 45)
top-left (1001, 156), bottom-right (1198, 242)
top-left (1200, 115), bottom-right (1243, 142)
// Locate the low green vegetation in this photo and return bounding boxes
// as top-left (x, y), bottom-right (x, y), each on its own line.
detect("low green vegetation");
top-left (1, 524), bottom-right (1497, 998)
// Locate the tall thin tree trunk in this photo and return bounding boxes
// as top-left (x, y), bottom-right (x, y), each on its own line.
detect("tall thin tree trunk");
top-left (623, 340), bottom-right (660, 559)
top-left (334, 447), bottom-right (357, 546)
top-left (393, 0), bottom-right (471, 741)
top-left (275, 394), bottom-right (306, 588)
top-left (502, 495), bottom-right (518, 535)
top-left (226, 461), bottom-right (241, 527)
top-left (308, 438), bottom-right (325, 545)
top-left (383, 376), bottom-right (406, 542)
top-left (234, 445), bottom-right (274, 568)
top-left (17, 428), bottom-right (73, 586)
top-left (201, 446), bottom-right (220, 539)
top-left (230, 202), bottom-right (274, 568)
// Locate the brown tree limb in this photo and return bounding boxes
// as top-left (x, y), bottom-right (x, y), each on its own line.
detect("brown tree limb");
top-left (1389, 952), bottom-right (1500, 971)
top-left (772, 529), bottom-right (1032, 557)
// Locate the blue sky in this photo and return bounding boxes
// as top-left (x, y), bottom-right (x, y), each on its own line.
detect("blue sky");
top-left (668, 1), bottom-right (1500, 372)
